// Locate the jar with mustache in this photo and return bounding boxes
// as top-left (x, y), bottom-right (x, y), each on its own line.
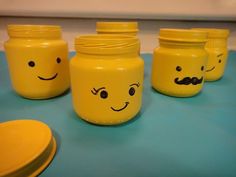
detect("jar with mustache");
top-left (151, 29), bottom-right (208, 97)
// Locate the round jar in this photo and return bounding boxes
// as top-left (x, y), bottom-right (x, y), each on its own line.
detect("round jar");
top-left (4, 25), bottom-right (70, 99)
top-left (70, 35), bottom-right (144, 125)
top-left (151, 29), bottom-right (208, 97)
top-left (96, 22), bottom-right (138, 36)
top-left (192, 28), bottom-right (230, 81)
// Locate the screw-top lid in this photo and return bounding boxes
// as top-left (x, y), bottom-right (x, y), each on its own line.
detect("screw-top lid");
top-left (75, 34), bottom-right (140, 55)
top-left (96, 22), bottom-right (138, 33)
top-left (159, 28), bottom-right (208, 42)
top-left (192, 28), bottom-right (230, 38)
top-left (7, 25), bottom-right (62, 39)
top-left (0, 119), bottom-right (56, 177)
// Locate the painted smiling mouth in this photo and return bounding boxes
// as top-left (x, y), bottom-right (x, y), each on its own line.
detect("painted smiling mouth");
top-left (111, 102), bottom-right (129, 112)
top-left (206, 66), bottom-right (215, 72)
top-left (174, 77), bottom-right (203, 85)
top-left (38, 73), bottom-right (58, 81)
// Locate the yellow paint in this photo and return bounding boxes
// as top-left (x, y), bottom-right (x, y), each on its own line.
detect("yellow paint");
top-left (70, 35), bottom-right (144, 125)
top-left (152, 29), bottom-right (208, 97)
top-left (192, 28), bottom-right (230, 81)
top-left (4, 25), bottom-right (70, 99)
top-left (96, 22), bottom-right (138, 36)
top-left (0, 120), bottom-right (56, 177)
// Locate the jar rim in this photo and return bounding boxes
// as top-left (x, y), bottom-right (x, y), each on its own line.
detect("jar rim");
top-left (192, 28), bottom-right (230, 38)
top-left (159, 28), bottom-right (208, 43)
top-left (96, 22), bottom-right (138, 33)
top-left (7, 25), bottom-right (62, 39)
top-left (75, 34), bottom-right (140, 55)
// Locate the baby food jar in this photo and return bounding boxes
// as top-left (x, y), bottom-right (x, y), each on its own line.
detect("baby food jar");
top-left (70, 34), bottom-right (144, 125)
top-left (96, 22), bottom-right (138, 36)
top-left (4, 25), bottom-right (70, 99)
top-left (192, 28), bottom-right (230, 81)
top-left (151, 29), bottom-right (208, 97)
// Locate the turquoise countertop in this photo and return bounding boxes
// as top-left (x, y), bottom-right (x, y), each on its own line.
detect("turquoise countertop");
top-left (0, 51), bottom-right (236, 177)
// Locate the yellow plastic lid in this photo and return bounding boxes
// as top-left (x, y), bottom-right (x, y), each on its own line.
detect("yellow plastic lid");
top-left (7, 25), bottom-right (62, 39)
top-left (192, 28), bottom-right (230, 38)
top-left (96, 22), bottom-right (138, 33)
top-left (0, 119), bottom-right (56, 177)
top-left (75, 34), bottom-right (140, 55)
top-left (159, 28), bottom-right (208, 42)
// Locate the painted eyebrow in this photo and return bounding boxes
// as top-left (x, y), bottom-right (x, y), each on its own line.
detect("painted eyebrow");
top-left (129, 83), bottom-right (140, 87)
top-left (217, 53), bottom-right (223, 57)
top-left (91, 87), bottom-right (105, 95)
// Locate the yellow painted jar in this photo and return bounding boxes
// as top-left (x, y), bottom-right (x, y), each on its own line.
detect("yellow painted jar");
top-left (96, 22), bottom-right (138, 36)
top-left (151, 29), bottom-right (208, 97)
top-left (4, 25), bottom-right (70, 99)
top-left (70, 35), bottom-right (144, 125)
top-left (192, 28), bottom-right (230, 81)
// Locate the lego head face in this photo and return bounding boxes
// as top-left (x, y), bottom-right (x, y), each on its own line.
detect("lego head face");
top-left (205, 51), bottom-right (228, 81)
top-left (152, 53), bottom-right (207, 97)
top-left (174, 65), bottom-right (204, 85)
top-left (28, 57), bottom-right (60, 81)
top-left (70, 59), bottom-right (144, 125)
top-left (6, 46), bottom-right (70, 99)
top-left (91, 82), bottom-right (140, 112)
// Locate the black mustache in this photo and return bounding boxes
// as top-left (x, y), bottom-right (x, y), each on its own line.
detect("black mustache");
top-left (174, 77), bottom-right (203, 85)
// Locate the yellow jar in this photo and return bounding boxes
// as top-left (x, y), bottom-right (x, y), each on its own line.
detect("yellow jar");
top-left (151, 29), bottom-right (208, 97)
top-left (192, 28), bottom-right (230, 81)
top-left (70, 35), bottom-right (144, 125)
top-left (96, 22), bottom-right (138, 36)
top-left (4, 25), bottom-right (70, 99)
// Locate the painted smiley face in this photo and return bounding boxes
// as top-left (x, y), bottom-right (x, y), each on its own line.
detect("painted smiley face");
top-left (206, 53), bottom-right (223, 72)
top-left (91, 83), bottom-right (140, 112)
top-left (28, 57), bottom-right (61, 81)
top-left (174, 65), bottom-right (204, 85)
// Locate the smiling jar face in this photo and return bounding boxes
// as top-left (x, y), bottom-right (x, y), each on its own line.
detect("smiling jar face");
top-left (70, 55), bottom-right (144, 125)
top-left (191, 28), bottom-right (229, 81)
top-left (205, 50), bottom-right (228, 81)
top-left (5, 43), bottom-right (70, 99)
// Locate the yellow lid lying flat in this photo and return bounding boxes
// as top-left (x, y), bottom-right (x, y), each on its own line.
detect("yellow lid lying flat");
top-left (96, 22), bottom-right (138, 33)
top-left (159, 28), bottom-right (208, 42)
top-left (192, 28), bottom-right (230, 38)
top-left (0, 120), bottom-right (56, 177)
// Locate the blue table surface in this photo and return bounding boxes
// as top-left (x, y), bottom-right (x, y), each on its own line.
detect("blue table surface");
top-left (1, 51), bottom-right (236, 177)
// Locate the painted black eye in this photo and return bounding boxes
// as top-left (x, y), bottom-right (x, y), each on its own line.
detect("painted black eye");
top-left (219, 59), bottom-right (222, 63)
top-left (176, 66), bottom-right (182, 72)
top-left (100, 90), bottom-right (108, 99)
top-left (28, 61), bottom-right (35, 67)
top-left (129, 87), bottom-right (135, 96)
top-left (57, 57), bottom-right (61, 64)
top-left (201, 66), bottom-right (204, 71)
